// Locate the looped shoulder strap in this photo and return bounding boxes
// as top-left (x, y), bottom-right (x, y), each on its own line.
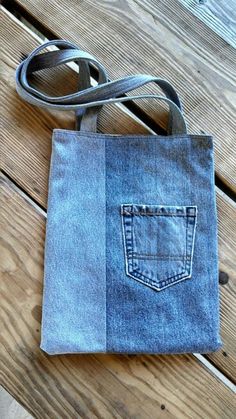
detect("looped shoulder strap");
top-left (15, 40), bottom-right (187, 135)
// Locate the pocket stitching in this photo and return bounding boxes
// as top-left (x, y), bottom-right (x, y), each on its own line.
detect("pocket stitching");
top-left (131, 217), bottom-right (188, 286)
top-left (121, 204), bottom-right (197, 291)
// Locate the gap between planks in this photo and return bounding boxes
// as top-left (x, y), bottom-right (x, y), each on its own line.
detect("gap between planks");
top-left (2, 3), bottom-right (235, 202)
top-left (6, 0), bottom-right (236, 192)
top-left (1, 0), bottom-right (166, 136)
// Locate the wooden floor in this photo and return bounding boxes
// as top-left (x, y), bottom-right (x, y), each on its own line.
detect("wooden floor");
top-left (1, 1), bottom-right (236, 418)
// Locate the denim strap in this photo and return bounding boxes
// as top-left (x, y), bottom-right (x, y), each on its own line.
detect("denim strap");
top-left (15, 40), bottom-right (187, 135)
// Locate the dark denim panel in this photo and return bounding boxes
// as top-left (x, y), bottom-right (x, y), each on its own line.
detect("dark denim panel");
top-left (105, 133), bottom-right (222, 354)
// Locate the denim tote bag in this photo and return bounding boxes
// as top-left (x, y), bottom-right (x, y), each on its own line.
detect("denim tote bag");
top-left (15, 40), bottom-right (222, 355)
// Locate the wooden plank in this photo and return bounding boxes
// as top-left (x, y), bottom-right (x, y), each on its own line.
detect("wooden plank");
top-left (209, 189), bottom-right (236, 382)
top-left (179, 0), bottom-right (236, 47)
top-left (12, 0), bottom-right (236, 192)
top-left (1, 172), bottom-right (235, 419)
top-left (1, 7), bottom-right (149, 207)
top-left (1, 7), bottom-right (235, 381)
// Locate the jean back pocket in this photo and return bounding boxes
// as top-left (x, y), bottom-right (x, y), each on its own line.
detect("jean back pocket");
top-left (121, 204), bottom-right (197, 291)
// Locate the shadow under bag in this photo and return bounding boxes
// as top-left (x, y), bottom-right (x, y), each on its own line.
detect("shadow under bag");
top-left (15, 40), bottom-right (222, 354)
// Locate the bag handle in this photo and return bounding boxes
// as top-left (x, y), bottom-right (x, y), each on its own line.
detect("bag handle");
top-left (15, 40), bottom-right (187, 135)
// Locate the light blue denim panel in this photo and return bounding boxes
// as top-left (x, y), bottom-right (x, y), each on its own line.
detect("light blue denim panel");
top-left (40, 130), bottom-right (106, 354)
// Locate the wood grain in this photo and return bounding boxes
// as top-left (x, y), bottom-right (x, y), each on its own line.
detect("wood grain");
top-left (1, 172), bottom-right (235, 419)
top-left (1, 7), bottom-right (235, 381)
top-left (211, 189), bottom-right (236, 381)
top-left (179, 0), bottom-right (236, 47)
top-left (1, 7), bottom-right (149, 207)
top-left (13, 0), bottom-right (236, 191)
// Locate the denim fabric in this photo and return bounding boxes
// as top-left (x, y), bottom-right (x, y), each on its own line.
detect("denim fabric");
top-left (15, 40), bottom-right (222, 355)
top-left (121, 204), bottom-right (197, 291)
